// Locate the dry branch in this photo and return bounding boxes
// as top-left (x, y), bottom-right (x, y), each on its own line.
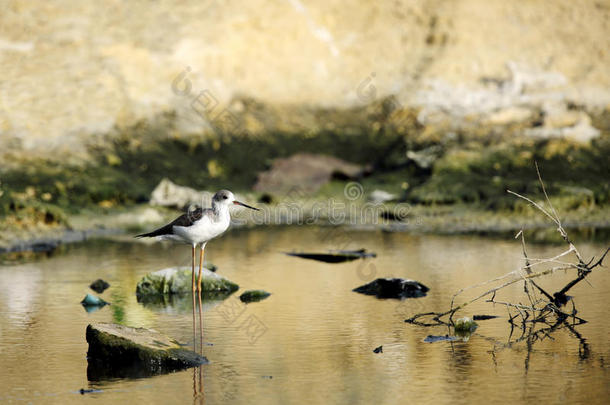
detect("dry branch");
top-left (406, 163), bottom-right (608, 334)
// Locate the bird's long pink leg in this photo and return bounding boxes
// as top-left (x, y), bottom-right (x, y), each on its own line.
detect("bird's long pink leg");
top-left (191, 244), bottom-right (197, 351)
top-left (192, 244), bottom-right (197, 292)
top-left (197, 246), bottom-right (205, 291)
top-left (197, 246), bottom-right (205, 352)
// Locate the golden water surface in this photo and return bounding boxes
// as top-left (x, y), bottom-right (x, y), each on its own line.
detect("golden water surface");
top-left (0, 227), bottom-right (608, 404)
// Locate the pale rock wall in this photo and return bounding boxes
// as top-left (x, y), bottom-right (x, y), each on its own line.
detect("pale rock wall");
top-left (1, 0), bottom-right (609, 160)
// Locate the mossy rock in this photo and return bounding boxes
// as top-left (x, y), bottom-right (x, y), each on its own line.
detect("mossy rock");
top-left (135, 267), bottom-right (238, 297)
top-left (454, 317), bottom-right (478, 333)
top-left (239, 290), bottom-right (271, 303)
top-left (86, 322), bottom-right (207, 380)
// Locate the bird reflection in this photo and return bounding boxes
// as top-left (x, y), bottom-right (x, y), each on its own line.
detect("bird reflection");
top-left (192, 288), bottom-right (205, 404)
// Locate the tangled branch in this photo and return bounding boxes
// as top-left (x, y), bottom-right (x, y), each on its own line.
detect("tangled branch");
top-left (406, 163), bottom-right (608, 332)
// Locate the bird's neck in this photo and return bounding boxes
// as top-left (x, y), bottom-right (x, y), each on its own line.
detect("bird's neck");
top-left (212, 203), bottom-right (229, 218)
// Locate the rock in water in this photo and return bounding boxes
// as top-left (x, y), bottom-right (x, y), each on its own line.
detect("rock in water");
top-left (353, 278), bottom-right (429, 299)
top-left (86, 323), bottom-right (208, 380)
top-left (89, 279), bottom-right (110, 293)
top-left (136, 267), bottom-right (238, 297)
top-left (454, 317), bottom-right (478, 333)
top-left (239, 290), bottom-right (271, 303)
top-left (81, 294), bottom-right (108, 307)
top-left (284, 249), bottom-right (376, 263)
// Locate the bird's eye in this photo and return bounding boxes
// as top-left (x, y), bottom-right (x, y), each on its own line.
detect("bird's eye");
top-left (223, 195), bottom-right (228, 199)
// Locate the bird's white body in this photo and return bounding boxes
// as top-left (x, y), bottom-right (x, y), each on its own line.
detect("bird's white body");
top-left (144, 190), bottom-right (257, 248)
top-left (172, 207), bottom-right (231, 246)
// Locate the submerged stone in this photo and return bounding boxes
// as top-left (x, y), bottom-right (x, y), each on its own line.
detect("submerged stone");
top-left (239, 290), bottom-right (271, 303)
top-left (353, 278), bottom-right (429, 299)
top-left (424, 335), bottom-right (460, 343)
top-left (135, 267), bottom-right (238, 297)
top-left (86, 323), bottom-right (208, 380)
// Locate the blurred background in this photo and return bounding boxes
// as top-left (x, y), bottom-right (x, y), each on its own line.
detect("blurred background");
top-left (1, 3), bottom-right (610, 404)
top-left (1, 0), bottom-right (609, 245)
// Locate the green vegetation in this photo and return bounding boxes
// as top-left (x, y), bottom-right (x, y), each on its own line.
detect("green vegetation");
top-left (0, 113), bottom-right (608, 244)
top-left (408, 137), bottom-right (609, 209)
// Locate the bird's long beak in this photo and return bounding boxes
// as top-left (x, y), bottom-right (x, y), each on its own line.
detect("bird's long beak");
top-left (233, 200), bottom-right (260, 211)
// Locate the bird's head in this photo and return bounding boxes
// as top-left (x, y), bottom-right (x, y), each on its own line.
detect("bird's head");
top-left (213, 190), bottom-right (260, 211)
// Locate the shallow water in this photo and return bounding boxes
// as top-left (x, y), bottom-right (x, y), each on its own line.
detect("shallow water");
top-left (0, 226), bottom-right (608, 404)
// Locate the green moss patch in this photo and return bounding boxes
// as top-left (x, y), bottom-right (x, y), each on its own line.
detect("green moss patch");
top-left (407, 136), bottom-right (609, 210)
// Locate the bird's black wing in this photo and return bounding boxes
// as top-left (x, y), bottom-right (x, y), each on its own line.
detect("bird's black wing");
top-left (135, 208), bottom-right (203, 238)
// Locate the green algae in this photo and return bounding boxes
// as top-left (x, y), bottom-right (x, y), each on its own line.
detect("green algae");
top-left (135, 267), bottom-right (239, 297)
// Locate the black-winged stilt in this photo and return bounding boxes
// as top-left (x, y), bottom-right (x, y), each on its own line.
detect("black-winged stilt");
top-left (136, 190), bottom-right (259, 292)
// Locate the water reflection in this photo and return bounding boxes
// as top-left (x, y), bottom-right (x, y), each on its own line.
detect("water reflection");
top-left (193, 288), bottom-right (205, 405)
top-left (0, 228), bottom-right (608, 404)
top-left (136, 292), bottom-right (234, 313)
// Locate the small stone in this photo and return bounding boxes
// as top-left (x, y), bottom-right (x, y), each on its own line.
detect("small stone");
top-left (81, 294), bottom-right (108, 307)
top-left (149, 179), bottom-right (248, 210)
top-left (373, 345), bottom-right (383, 353)
top-left (90, 279), bottom-right (110, 293)
top-left (239, 290), bottom-right (271, 303)
top-left (406, 145), bottom-right (442, 169)
top-left (369, 190), bottom-right (397, 203)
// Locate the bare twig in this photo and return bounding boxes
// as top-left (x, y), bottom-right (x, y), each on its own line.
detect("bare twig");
top-left (406, 163), bottom-right (608, 345)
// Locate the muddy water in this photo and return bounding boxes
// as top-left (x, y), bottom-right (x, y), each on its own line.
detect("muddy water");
top-left (0, 227), bottom-right (608, 404)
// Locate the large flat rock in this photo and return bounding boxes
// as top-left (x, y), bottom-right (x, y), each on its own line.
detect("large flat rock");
top-left (86, 323), bottom-right (207, 380)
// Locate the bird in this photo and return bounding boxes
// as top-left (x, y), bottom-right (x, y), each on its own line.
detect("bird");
top-left (136, 190), bottom-right (260, 292)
